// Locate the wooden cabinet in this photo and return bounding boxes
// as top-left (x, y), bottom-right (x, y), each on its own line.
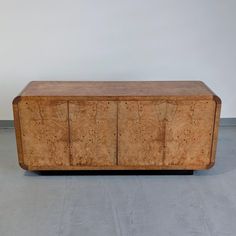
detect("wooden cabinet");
top-left (13, 81), bottom-right (221, 171)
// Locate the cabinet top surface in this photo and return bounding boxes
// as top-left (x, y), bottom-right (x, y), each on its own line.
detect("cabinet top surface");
top-left (19, 81), bottom-right (216, 99)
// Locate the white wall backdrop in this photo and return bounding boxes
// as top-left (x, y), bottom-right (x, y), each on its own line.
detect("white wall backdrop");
top-left (0, 0), bottom-right (236, 119)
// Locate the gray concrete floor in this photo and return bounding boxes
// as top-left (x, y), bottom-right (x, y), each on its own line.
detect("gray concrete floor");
top-left (0, 127), bottom-right (236, 236)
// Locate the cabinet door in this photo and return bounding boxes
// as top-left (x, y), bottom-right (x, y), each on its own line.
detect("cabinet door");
top-left (18, 100), bottom-right (70, 168)
top-left (118, 101), bottom-right (165, 166)
top-left (118, 100), bottom-right (216, 168)
top-left (69, 101), bottom-right (117, 166)
top-left (164, 100), bottom-right (216, 167)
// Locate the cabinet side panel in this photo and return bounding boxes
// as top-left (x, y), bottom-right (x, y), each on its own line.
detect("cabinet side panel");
top-left (69, 101), bottom-right (117, 166)
top-left (18, 99), bottom-right (70, 168)
top-left (208, 96), bottom-right (221, 168)
top-left (13, 97), bottom-right (27, 169)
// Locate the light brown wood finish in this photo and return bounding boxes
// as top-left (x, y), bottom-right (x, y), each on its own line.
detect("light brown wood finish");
top-left (20, 81), bottom-right (214, 99)
top-left (118, 100), bottom-right (216, 168)
top-left (13, 81), bottom-right (221, 171)
top-left (69, 101), bottom-right (117, 166)
top-left (118, 101), bottom-right (165, 166)
top-left (17, 100), bottom-right (70, 167)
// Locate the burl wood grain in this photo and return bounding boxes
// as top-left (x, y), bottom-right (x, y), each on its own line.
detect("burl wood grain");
top-left (13, 81), bottom-right (221, 171)
top-left (118, 101), bottom-right (164, 166)
top-left (20, 81), bottom-right (214, 100)
top-left (118, 100), bottom-right (216, 168)
top-left (18, 100), bottom-right (70, 167)
top-left (69, 101), bottom-right (117, 166)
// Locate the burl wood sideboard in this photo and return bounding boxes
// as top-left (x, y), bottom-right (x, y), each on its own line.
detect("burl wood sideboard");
top-left (13, 81), bottom-right (221, 171)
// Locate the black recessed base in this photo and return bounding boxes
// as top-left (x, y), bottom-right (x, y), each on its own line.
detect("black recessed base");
top-left (34, 170), bottom-right (194, 176)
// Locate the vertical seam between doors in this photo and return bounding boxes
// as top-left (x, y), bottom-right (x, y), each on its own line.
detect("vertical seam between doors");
top-left (116, 101), bottom-right (119, 165)
top-left (67, 101), bottom-right (72, 165)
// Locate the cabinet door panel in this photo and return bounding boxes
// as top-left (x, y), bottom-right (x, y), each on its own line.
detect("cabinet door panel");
top-left (69, 101), bottom-right (117, 166)
top-left (18, 100), bottom-right (70, 168)
top-left (118, 101), bottom-right (164, 166)
top-left (118, 100), bottom-right (216, 167)
top-left (164, 100), bottom-right (216, 167)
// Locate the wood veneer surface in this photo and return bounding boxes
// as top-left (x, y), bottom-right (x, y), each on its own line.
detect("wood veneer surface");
top-left (69, 101), bottom-right (117, 166)
top-left (17, 100), bottom-right (70, 167)
top-left (13, 81), bottom-right (221, 171)
top-left (118, 100), bottom-right (216, 168)
top-left (20, 81), bottom-right (214, 99)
